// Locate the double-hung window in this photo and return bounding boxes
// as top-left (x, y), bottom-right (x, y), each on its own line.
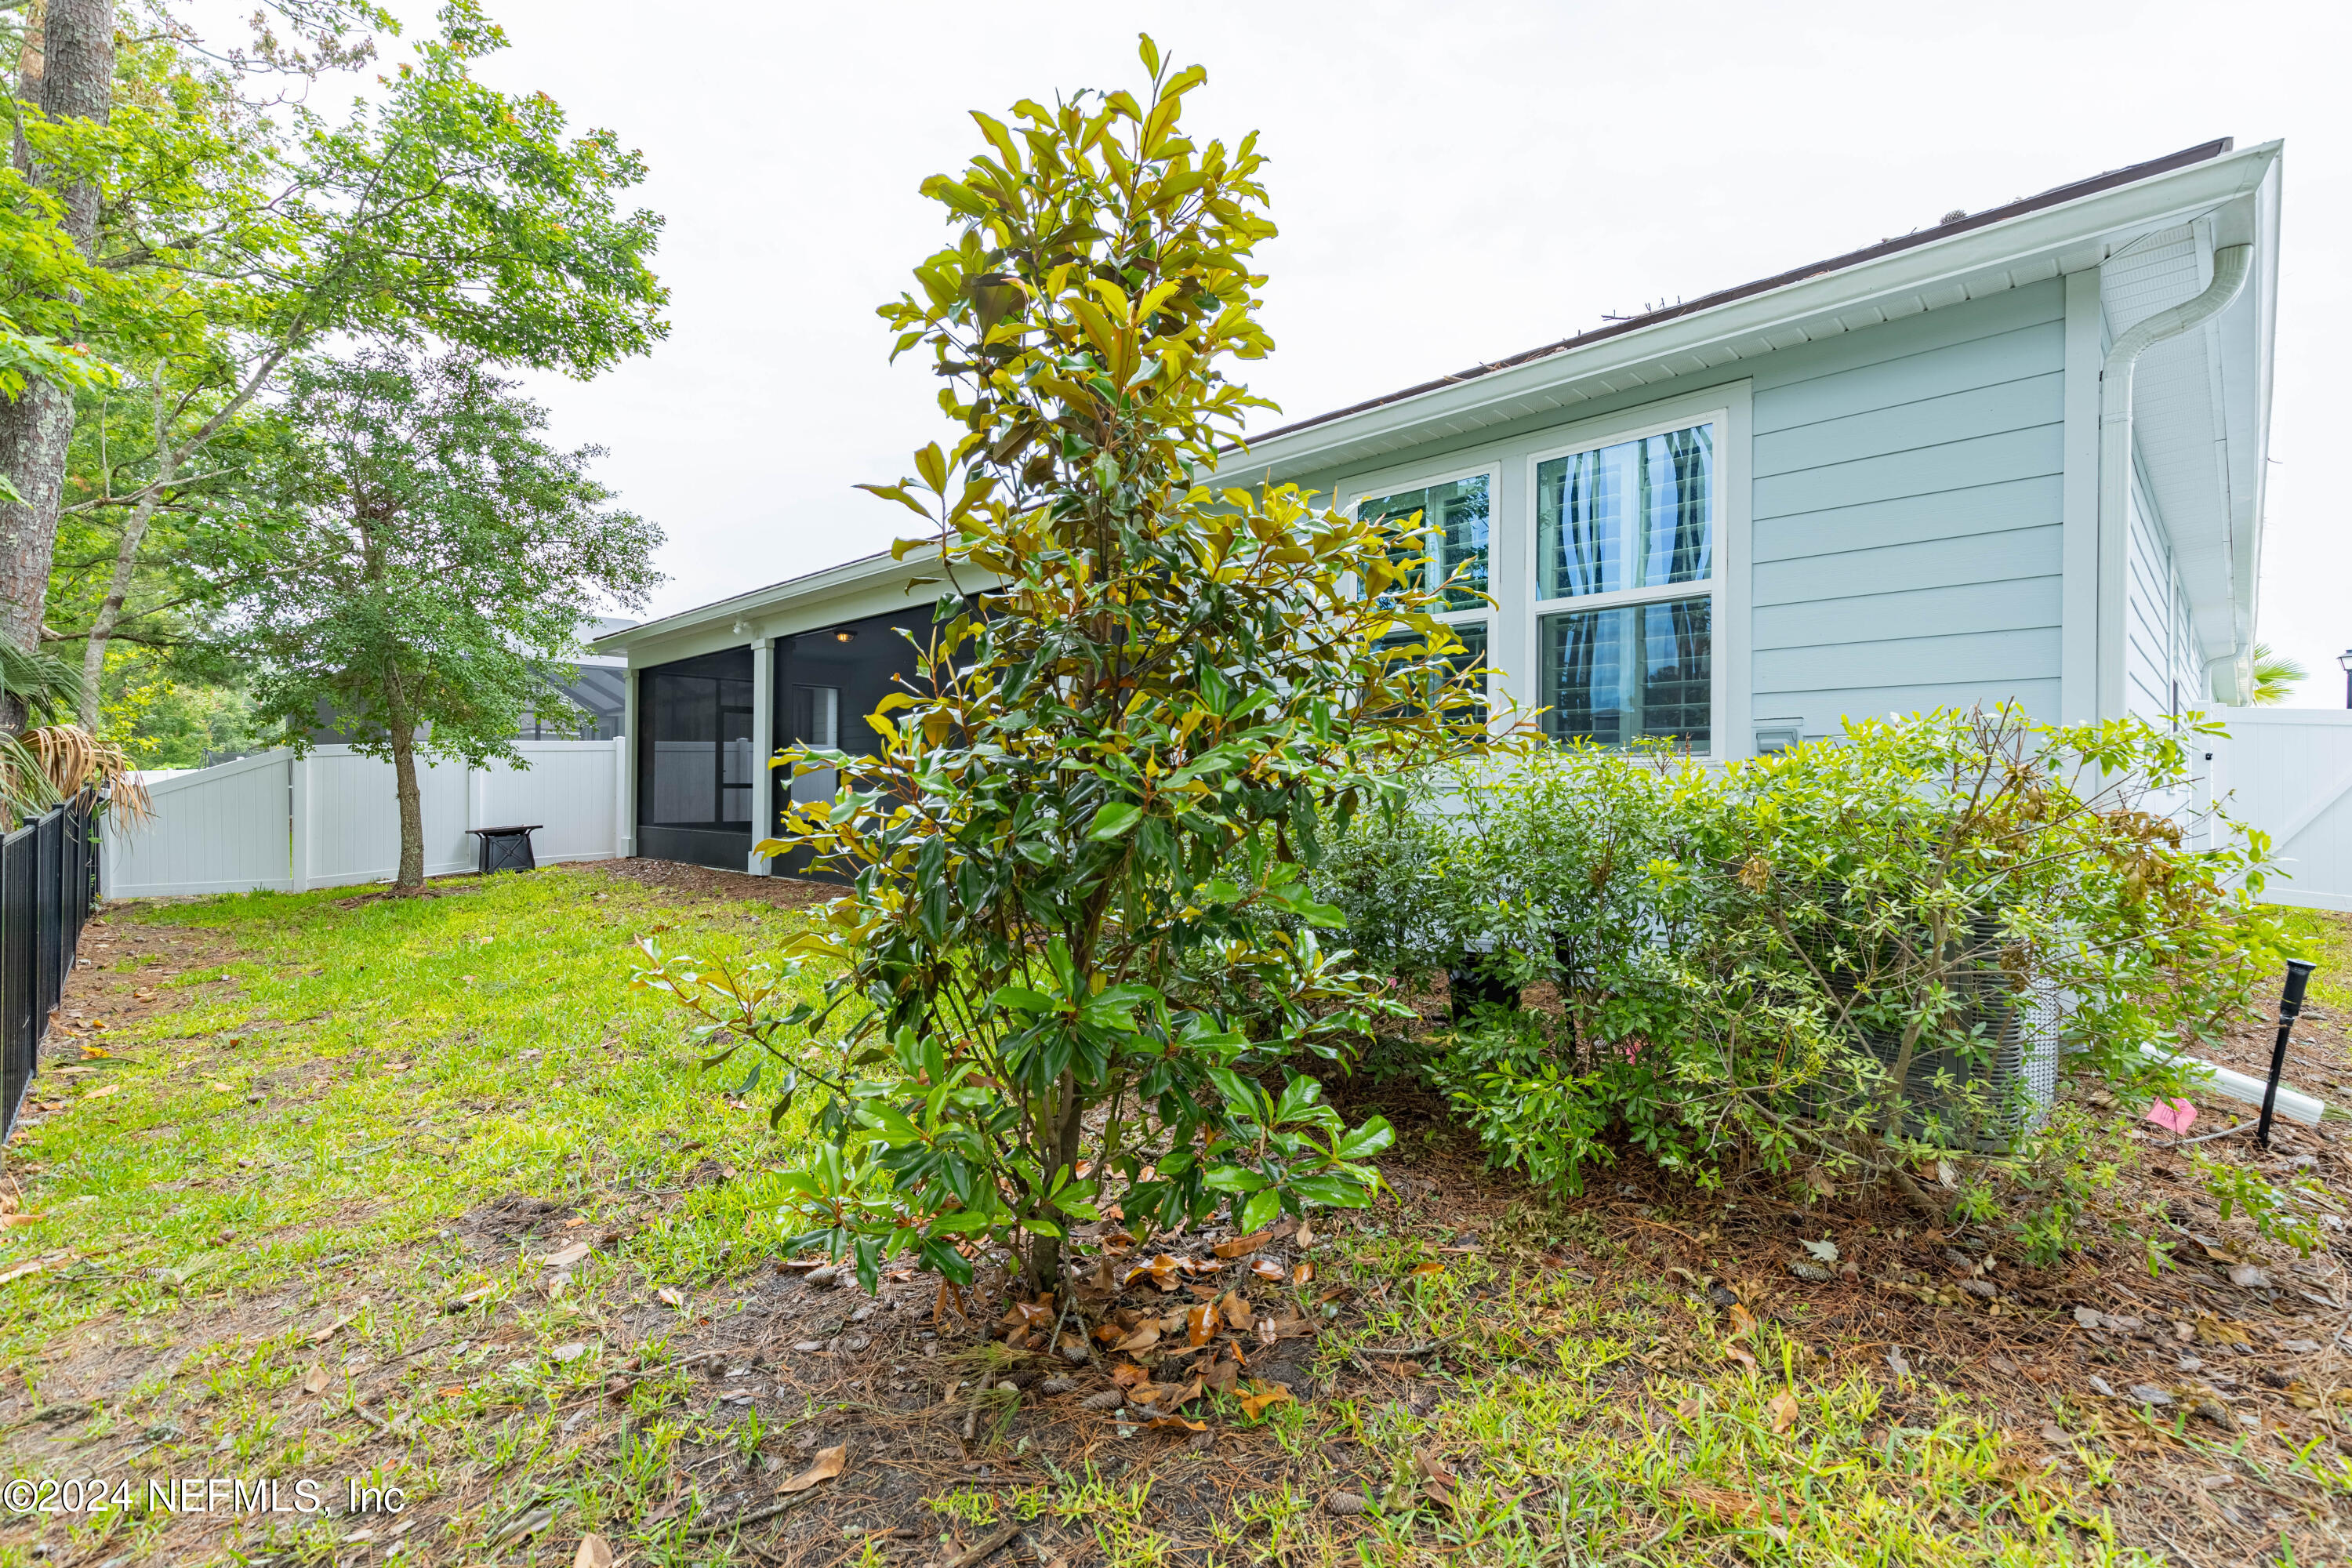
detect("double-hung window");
top-left (1534, 419), bottom-right (1716, 752)
top-left (1356, 471), bottom-right (1492, 717)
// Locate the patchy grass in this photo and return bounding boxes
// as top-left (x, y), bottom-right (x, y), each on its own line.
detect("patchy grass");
top-left (0, 870), bottom-right (2344, 1566)
top-left (2, 866), bottom-right (826, 1370)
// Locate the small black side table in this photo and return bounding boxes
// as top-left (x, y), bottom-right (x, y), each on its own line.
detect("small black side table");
top-left (466, 825), bottom-right (543, 875)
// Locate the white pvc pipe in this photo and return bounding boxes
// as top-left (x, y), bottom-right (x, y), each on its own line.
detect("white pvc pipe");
top-left (2172, 1054), bottom-right (2325, 1127)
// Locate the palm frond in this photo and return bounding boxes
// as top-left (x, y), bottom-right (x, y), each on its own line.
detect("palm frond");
top-left (2249, 641), bottom-right (2308, 706)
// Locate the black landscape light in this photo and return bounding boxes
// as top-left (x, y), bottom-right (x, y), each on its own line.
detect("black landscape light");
top-left (2258, 958), bottom-right (2318, 1148)
top-left (2338, 649), bottom-right (2352, 708)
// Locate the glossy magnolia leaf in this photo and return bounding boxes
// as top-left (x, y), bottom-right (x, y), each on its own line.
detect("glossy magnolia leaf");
top-left (1240, 1187), bottom-right (1281, 1235)
top-left (1088, 803), bottom-right (1143, 840)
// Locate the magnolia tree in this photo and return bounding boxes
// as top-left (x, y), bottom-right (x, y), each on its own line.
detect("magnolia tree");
top-left (638, 40), bottom-right (1496, 1297)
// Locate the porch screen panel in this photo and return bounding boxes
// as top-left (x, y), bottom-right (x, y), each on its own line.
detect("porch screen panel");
top-left (643, 672), bottom-right (755, 828)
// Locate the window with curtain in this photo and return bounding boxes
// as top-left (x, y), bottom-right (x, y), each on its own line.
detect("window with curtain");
top-left (1535, 422), bottom-right (1715, 750)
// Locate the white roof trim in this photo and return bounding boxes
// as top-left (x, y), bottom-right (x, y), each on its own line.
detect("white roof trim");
top-left (1221, 141), bottom-right (2281, 485)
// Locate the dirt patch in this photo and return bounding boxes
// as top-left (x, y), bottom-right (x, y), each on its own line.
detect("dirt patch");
top-left (461, 1192), bottom-right (574, 1246)
top-left (583, 857), bottom-right (840, 911)
top-left (333, 884), bottom-right (485, 907)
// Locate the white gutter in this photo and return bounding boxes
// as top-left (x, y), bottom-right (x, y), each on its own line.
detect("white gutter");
top-left (2096, 244), bottom-right (2253, 715)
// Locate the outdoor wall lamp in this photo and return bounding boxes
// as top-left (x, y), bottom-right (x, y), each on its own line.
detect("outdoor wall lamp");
top-left (2338, 648), bottom-right (2352, 709)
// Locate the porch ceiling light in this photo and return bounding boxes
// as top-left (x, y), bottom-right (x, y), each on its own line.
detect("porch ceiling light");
top-left (2337, 649), bottom-right (2352, 673)
top-left (832, 629), bottom-right (857, 643)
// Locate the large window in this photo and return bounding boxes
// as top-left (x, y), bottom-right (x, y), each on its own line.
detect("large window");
top-left (1358, 473), bottom-right (1492, 720)
top-left (1360, 474), bottom-right (1490, 612)
top-left (643, 669), bottom-right (754, 828)
top-left (1535, 422), bottom-right (1715, 750)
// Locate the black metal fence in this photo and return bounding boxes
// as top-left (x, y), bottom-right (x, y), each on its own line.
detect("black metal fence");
top-left (2, 794), bottom-right (100, 1139)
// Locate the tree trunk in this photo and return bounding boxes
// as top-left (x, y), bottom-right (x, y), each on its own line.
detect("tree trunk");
top-left (0, 0), bottom-right (111, 731)
top-left (0, 376), bottom-right (76, 730)
top-left (386, 710), bottom-right (426, 893)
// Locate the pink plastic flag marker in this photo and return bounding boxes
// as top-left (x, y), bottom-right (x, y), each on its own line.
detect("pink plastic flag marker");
top-left (2144, 1098), bottom-right (2198, 1136)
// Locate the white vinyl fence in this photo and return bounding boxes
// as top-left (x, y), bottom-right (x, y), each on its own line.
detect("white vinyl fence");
top-left (2202, 706), bottom-right (2352, 912)
top-left (103, 739), bottom-right (626, 898)
top-left (93, 709), bottom-right (2352, 907)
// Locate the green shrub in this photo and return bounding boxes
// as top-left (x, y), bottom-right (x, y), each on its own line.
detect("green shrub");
top-left (1334, 706), bottom-right (2292, 1214)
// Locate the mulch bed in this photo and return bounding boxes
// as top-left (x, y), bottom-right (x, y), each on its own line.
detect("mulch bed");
top-left (583, 857), bottom-right (841, 911)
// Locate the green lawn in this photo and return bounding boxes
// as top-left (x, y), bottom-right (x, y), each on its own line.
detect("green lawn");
top-left (0, 869), bottom-right (2338, 1566)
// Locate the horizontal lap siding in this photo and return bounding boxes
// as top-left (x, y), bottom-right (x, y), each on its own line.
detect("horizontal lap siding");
top-left (1748, 280), bottom-right (2067, 736)
top-left (2123, 468), bottom-right (2202, 720)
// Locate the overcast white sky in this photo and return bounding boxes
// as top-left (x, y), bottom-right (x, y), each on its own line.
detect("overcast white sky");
top-left (365, 0), bottom-right (2349, 702)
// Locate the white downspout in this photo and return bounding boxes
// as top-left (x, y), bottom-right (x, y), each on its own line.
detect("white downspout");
top-left (2096, 243), bottom-right (2252, 717)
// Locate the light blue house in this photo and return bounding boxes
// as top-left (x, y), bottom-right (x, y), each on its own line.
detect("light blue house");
top-left (595, 138), bottom-right (2282, 873)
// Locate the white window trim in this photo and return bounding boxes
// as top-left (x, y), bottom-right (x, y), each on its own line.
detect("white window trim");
top-left (1523, 390), bottom-right (1750, 760)
top-left (1339, 459), bottom-right (1503, 708)
top-left (1327, 380), bottom-right (1753, 758)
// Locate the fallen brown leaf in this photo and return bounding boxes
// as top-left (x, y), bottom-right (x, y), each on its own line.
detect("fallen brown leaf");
top-left (1218, 1290), bottom-right (1252, 1330)
top-left (1410, 1261), bottom-right (1445, 1279)
top-left (1212, 1229), bottom-right (1272, 1258)
top-left (1111, 1362), bottom-right (1152, 1388)
top-left (1237, 1379), bottom-right (1293, 1419)
top-left (655, 1286), bottom-right (685, 1308)
top-left (301, 1366), bottom-right (329, 1396)
top-left (574, 1534), bottom-right (615, 1568)
top-left (1249, 1258), bottom-right (1286, 1283)
top-left (1111, 1323), bottom-right (1161, 1353)
top-left (779, 1443), bottom-right (846, 1494)
top-left (1186, 1304), bottom-right (1217, 1348)
top-left (1414, 1447), bottom-right (1459, 1505)
top-left (1725, 1343), bottom-right (1760, 1374)
top-left (1767, 1390), bottom-right (1799, 1434)
top-left (540, 1241), bottom-right (593, 1269)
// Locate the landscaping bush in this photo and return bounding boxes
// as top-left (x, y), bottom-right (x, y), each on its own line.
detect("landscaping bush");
top-left (636, 40), bottom-right (1494, 1296)
top-left (1329, 706), bottom-right (2293, 1221)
